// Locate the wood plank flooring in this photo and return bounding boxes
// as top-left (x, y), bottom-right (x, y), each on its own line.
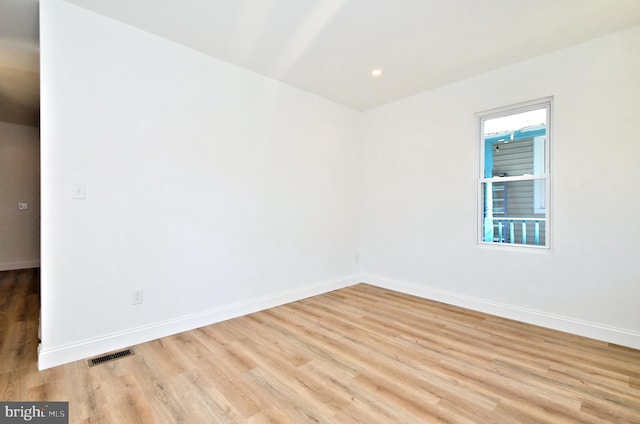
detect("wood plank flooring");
top-left (1, 269), bottom-right (640, 423)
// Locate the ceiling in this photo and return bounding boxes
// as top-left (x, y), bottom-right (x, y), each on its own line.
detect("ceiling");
top-left (0, 0), bottom-right (40, 125)
top-left (1, 0), bottom-right (640, 121)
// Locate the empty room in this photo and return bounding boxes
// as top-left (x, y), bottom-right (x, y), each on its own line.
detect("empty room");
top-left (1, 0), bottom-right (640, 422)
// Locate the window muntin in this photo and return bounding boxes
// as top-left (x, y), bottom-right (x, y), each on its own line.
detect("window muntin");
top-left (479, 100), bottom-right (551, 248)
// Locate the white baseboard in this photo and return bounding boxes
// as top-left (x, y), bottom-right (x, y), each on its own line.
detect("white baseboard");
top-left (362, 273), bottom-right (640, 350)
top-left (38, 275), bottom-right (359, 370)
top-left (0, 260), bottom-right (40, 271)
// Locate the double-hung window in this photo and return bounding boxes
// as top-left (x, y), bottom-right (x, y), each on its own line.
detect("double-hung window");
top-left (478, 98), bottom-right (551, 248)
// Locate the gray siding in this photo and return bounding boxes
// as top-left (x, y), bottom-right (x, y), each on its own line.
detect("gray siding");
top-left (493, 138), bottom-right (533, 177)
top-left (490, 138), bottom-right (545, 245)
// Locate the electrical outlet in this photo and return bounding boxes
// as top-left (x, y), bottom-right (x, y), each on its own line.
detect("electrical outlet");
top-left (18, 202), bottom-right (28, 210)
top-left (131, 289), bottom-right (143, 305)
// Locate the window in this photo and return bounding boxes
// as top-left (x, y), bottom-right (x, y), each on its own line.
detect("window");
top-left (478, 98), bottom-right (551, 248)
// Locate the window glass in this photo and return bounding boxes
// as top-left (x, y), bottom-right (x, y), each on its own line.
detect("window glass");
top-left (479, 100), bottom-right (551, 248)
top-left (481, 181), bottom-right (546, 246)
top-left (483, 109), bottom-right (546, 178)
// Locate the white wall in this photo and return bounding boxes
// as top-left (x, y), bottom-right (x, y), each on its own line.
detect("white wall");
top-left (361, 26), bottom-right (640, 348)
top-left (39, 0), bottom-right (361, 369)
top-left (0, 122), bottom-right (40, 270)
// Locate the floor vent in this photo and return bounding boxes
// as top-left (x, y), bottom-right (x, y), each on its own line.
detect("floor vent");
top-left (88, 348), bottom-right (135, 367)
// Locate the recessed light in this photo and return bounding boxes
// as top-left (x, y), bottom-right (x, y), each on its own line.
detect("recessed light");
top-left (371, 68), bottom-right (382, 77)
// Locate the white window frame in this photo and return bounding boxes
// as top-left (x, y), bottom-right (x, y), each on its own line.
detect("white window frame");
top-left (477, 97), bottom-right (552, 249)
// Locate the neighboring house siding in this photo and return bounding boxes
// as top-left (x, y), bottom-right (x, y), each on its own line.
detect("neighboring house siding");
top-left (493, 138), bottom-right (533, 178)
top-left (491, 138), bottom-right (545, 245)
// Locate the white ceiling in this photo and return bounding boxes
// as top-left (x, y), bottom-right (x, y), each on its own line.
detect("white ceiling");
top-left (0, 0), bottom-right (40, 71)
top-left (1, 0), bottom-right (640, 113)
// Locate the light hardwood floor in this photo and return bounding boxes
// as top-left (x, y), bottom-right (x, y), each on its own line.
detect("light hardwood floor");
top-left (1, 269), bottom-right (640, 423)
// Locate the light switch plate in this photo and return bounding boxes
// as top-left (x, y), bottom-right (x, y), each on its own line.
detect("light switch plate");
top-left (72, 184), bottom-right (86, 199)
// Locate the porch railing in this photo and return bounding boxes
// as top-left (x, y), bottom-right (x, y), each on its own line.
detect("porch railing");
top-left (485, 217), bottom-right (546, 245)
